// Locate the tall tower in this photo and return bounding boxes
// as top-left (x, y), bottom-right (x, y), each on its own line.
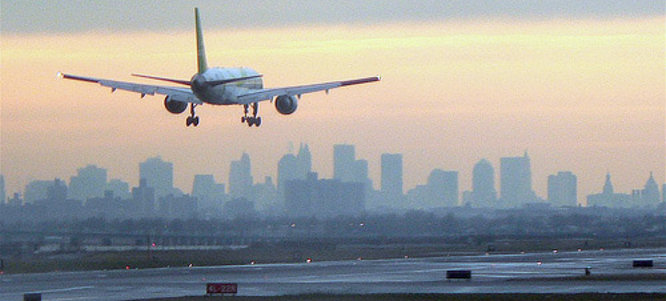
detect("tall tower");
top-left (472, 159), bottom-right (496, 207)
top-left (547, 171), bottom-right (577, 207)
top-left (500, 151), bottom-right (535, 207)
top-left (602, 173), bottom-right (613, 195)
top-left (229, 152), bottom-right (253, 199)
top-left (333, 144), bottom-right (356, 182)
top-left (381, 153), bottom-right (403, 198)
top-left (139, 156), bottom-right (174, 200)
top-left (277, 153), bottom-right (298, 198)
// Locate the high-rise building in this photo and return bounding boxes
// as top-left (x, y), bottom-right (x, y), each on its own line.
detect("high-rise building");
top-left (427, 169), bottom-right (459, 207)
top-left (471, 159), bottom-right (496, 207)
top-left (229, 152), bottom-right (253, 199)
top-left (500, 151), bottom-right (537, 207)
top-left (296, 143), bottom-right (312, 178)
top-left (285, 172), bottom-right (364, 217)
top-left (0, 175), bottom-right (5, 204)
top-left (139, 156), bottom-right (174, 200)
top-left (132, 178), bottom-right (155, 216)
top-left (333, 144), bottom-right (356, 182)
top-left (24, 180), bottom-right (53, 203)
top-left (69, 164), bottom-right (107, 202)
top-left (192, 174), bottom-right (226, 211)
top-left (381, 153), bottom-right (403, 198)
top-left (640, 172), bottom-right (660, 206)
top-left (277, 153), bottom-right (298, 198)
top-left (547, 171), bottom-right (577, 207)
top-left (106, 179), bottom-right (130, 200)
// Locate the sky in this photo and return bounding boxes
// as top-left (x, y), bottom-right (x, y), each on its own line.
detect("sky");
top-left (1, 1), bottom-right (664, 204)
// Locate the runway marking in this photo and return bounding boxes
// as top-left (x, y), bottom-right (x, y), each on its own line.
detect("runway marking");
top-left (28, 285), bottom-right (94, 294)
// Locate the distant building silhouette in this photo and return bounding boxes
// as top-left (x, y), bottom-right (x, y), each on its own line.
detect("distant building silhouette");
top-left (192, 174), bottom-right (226, 214)
top-left (69, 164), bottom-right (107, 202)
top-left (229, 152), bottom-right (253, 199)
top-left (547, 171), bottom-right (577, 207)
top-left (132, 178), bottom-right (155, 216)
top-left (640, 172), bottom-right (660, 206)
top-left (663, 184), bottom-right (666, 204)
top-left (407, 169), bottom-right (458, 208)
top-left (0, 175), bottom-right (5, 204)
top-left (106, 178), bottom-right (130, 200)
top-left (223, 197), bottom-right (256, 219)
top-left (296, 143), bottom-right (312, 179)
top-left (86, 190), bottom-right (124, 219)
top-left (471, 159), bottom-right (496, 207)
top-left (586, 173), bottom-right (630, 208)
top-left (139, 156), bottom-right (174, 200)
top-left (277, 144), bottom-right (312, 200)
top-left (428, 169), bottom-right (458, 207)
top-left (333, 144), bottom-right (356, 182)
top-left (252, 176), bottom-right (278, 212)
top-left (159, 194), bottom-right (198, 219)
top-left (500, 151), bottom-right (538, 207)
top-left (285, 172), bottom-right (365, 217)
top-left (381, 153), bottom-right (403, 199)
top-left (24, 180), bottom-right (53, 203)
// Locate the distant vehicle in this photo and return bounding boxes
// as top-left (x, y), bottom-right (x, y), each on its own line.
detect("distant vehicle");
top-left (59, 7), bottom-right (380, 127)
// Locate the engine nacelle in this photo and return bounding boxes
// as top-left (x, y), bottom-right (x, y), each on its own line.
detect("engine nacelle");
top-left (275, 95), bottom-right (298, 115)
top-left (164, 96), bottom-right (188, 114)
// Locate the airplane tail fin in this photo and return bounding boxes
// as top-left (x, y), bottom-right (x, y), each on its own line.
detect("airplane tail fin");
top-left (195, 7), bottom-right (208, 74)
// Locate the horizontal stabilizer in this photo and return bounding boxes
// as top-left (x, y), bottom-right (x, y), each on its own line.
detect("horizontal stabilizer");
top-left (132, 74), bottom-right (191, 86)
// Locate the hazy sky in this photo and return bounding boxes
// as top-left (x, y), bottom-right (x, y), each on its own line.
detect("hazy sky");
top-left (1, 1), bottom-right (664, 203)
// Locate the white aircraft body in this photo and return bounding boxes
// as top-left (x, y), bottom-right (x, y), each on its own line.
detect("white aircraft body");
top-left (59, 8), bottom-right (380, 127)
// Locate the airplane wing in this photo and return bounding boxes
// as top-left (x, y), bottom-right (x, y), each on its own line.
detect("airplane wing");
top-left (58, 73), bottom-right (202, 104)
top-left (236, 76), bottom-right (380, 104)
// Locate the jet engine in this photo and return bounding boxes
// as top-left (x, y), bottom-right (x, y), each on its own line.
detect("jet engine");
top-left (275, 95), bottom-right (298, 115)
top-left (164, 96), bottom-right (188, 114)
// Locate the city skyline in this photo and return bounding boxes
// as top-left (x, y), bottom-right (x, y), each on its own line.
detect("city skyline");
top-left (1, 144), bottom-right (662, 208)
top-left (2, 2), bottom-right (664, 203)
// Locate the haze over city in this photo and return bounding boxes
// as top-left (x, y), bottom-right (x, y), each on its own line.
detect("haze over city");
top-left (1, 1), bottom-right (664, 204)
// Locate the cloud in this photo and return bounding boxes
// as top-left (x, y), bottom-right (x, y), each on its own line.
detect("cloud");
top-left (2, 0), bottom-right (664, 34)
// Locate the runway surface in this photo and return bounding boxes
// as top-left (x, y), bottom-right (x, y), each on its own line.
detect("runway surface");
top-left (2, 248), bottom-right (665, 301)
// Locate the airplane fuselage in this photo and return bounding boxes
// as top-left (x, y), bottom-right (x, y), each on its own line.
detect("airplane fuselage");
top-left (191, 67), bottom-right (262, 105)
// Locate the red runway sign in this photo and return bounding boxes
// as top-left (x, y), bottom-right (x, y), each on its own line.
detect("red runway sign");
top-left (206, 283), bottom-right (238, 295)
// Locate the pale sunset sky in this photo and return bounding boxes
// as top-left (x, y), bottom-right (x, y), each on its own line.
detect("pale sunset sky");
top-left (1, 1), bottom-right (664, 204)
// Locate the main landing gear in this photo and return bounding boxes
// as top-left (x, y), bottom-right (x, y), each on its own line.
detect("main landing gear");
top-left (186, 103), bottom-right (199, 127)
top-left (241, 102), bottom-right (262, 127)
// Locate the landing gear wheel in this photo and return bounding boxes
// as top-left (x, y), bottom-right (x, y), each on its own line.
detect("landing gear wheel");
top-left (255, 117), bottom-right (262, 127)
top-left (247, 118), bottom-right (254, 127)
top-left (193, 116), bottom-right (200, 126)
top-left (186, 116), bottom-right (193, 127)
top-left (241, 116), bottom-right (246, 123)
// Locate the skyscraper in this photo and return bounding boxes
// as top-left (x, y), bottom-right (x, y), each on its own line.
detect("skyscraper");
top-left (69, 164), bottom-right (107, 202)
top-left (333, 144), bottom-right (356, 182)
top-left (277, 153), bottom-right (298, 198)
top-left (229, 152), bottom-right (253, 199)
top-left (500, 151), bottom-right (537, 207)
top-left (381, 153), bottom-right (403, 198)
top-left (132, 178), bottom-right (155, 216)
top-left (547, 171), bottom-right (577, 207)
top-left (427, 169), bottom-right (458, 207)
top-left (296, 143), bottom-right (312, 178)
top-left (471, 159), bottom-right (496, 207)
top-left (106, 179), bottom-right (130, 200)
top-left (139, 156), bottom-right (174, 200)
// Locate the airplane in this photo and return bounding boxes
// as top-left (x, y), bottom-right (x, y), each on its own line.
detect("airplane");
top-left (58, 7), bottom-right (380, 127)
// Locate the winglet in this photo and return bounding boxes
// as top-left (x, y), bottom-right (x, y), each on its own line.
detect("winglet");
top-left (195, 7), bottom-right (208, 74)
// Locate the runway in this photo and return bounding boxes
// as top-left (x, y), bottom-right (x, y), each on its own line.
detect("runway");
top-left (2, 248), bottom-right (664, 301)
